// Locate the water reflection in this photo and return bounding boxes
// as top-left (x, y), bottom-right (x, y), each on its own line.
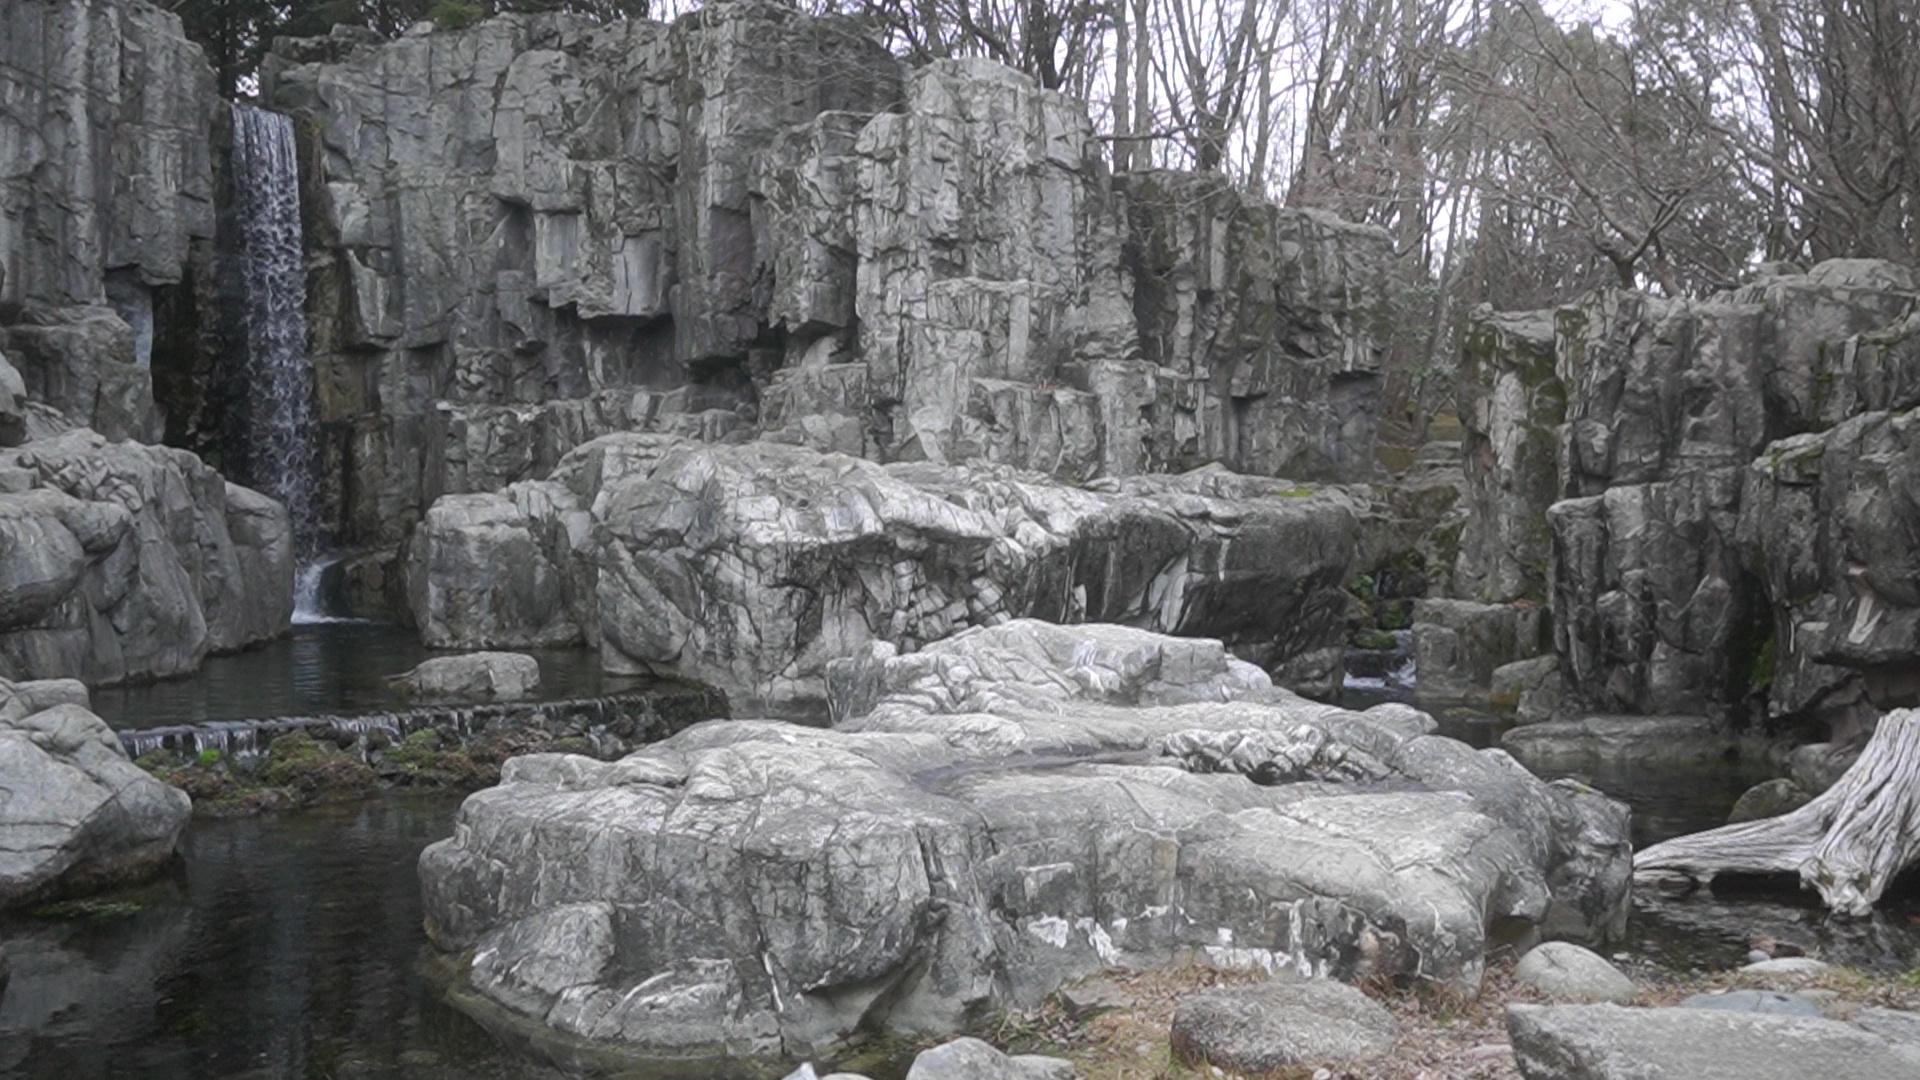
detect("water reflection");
top-left (92, 625), bottom-right (649, 731)
top-left (0, 796), bottom-right (558, 1080)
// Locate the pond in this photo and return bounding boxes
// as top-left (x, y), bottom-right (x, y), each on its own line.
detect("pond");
top-left (3, 639), bottom-right (1914, 1079)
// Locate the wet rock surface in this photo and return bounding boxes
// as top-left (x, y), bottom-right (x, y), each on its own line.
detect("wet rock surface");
top-left (417, 620), bottom-right (1629, 1062)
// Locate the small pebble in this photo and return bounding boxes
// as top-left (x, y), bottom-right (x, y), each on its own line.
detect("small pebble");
top-left (1746, 949), bottom-right (1771, 964)
top-left (1312, 1070), bottom-right (1333, 1080)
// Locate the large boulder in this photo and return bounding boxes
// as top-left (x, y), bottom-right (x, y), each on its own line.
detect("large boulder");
top-left (1506, 1002), bottom-right (1920, 1079)
top-left (0, 430), bottom-right (292, 684)
top-left (417, 621), bottom-right (1631, 1064)
top-left (410, 435), bottom-right (1368, 714)
top-left (0, 694), bottom-right (192, 907)
top-left (1738, 405), bottom-right (1920, 732)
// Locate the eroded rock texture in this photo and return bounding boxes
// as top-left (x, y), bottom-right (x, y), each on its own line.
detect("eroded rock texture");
top-left (419, 621), bottom-right (1630, 1063)
top-left (0, 0), bottom-right (221, 441)
top-left (0, 429), bottom-right (292, 684)
top-left (261, 3), bottom-right (1389, 556)
top-left (0, 682), bottom-right (191, 908)
top-left (409, 434), bottom-right (1364, 713)
top-left (1460, 261), bottom-right (1920, 724)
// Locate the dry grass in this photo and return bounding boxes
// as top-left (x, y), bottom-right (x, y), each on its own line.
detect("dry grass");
top-left (980, 959), bottom-right (1920, 1080)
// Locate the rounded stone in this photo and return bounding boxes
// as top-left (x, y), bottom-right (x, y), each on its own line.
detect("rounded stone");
top-left (1169, 978), bottom-right (1400, 1071)
top-left (1513, 941), bottom-right (1636, 1003)
top-left (1728, 778), bottom-right (1812, 823)
top-left (1740, 957), bottom-right (1833, 978)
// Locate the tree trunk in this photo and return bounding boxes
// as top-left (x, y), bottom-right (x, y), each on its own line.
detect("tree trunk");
top-left (1635, 711), bottom-right (1920, 917)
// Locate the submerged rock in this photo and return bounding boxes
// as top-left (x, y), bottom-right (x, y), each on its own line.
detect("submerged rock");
top-left (1728, 778), bottom-right (1812, 823)
top-left (1168, 978), bottom-right (1400, 1070)
top-left (418, 621), bottom-right (1630, 1063)
top-left (0, 694), bottom-right (191, 908)
top-left (394, 653), bottom-right (541, 702)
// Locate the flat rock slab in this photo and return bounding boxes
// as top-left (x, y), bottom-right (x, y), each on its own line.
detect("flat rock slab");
top-left (1679, 990), bottom-right (1821, 1017)
top-left (1169, 978), bottom-right (1400, 1071)
top-left (1513, 942), bottom-right (1636, 1004)
top-left (1507, 1002), bottom-right (1920, 1079)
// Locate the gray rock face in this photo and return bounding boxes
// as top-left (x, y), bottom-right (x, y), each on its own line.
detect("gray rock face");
top-left (1411, 598), bottom-right (1547, 703)
top-left (394, 652), bottom-right (540, 701)
top-left (410, 434), bottom-right (1367, 713)
top-left (1463, 262), bottom-right (1917, 726)
top-left (1506, 1002), bottom-right (1920, 1080)
top-left (0, 430), bottom-right (292, 684)
top-left (1512, 942), bottom-right (1635, 1004)
top-left (0, 0), bottom-right (218, 439)
top-left (1739, 405), bottom-right (1920, 728)
top-left (1492, 655), bottom-right (1568, 723)
top-left (1168, 978), bottom-right (1400, 1070)
top-left (1549, 466), bottom-right (1759, 715)
top-left (417, 621), bottom-right (1630, 1063)
top-left (261, 6), bottom-right (1388, 549)
top-left (1456, 308), bottom-right (1562, 603)
top-left (0, 351), bottom-right (25, 448)
top-left (0, 695), bottom-right (192, 908)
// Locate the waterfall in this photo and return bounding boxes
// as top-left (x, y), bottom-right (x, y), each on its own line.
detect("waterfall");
top-left (231, 103), bottom-right (327, 619)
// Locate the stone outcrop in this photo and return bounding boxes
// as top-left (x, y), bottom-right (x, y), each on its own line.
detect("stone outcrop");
top-left (1462, 260), bottom-right (1919, 726)
top-left (417, 621), bottom-right (1630, 1063)
top-left (1455, 308), bottom-right (1561, 603)
top-left (0, 685), bottom-right (192, 907)
top-left (0, 0), bottom-right (221, 440)
top-left (260, 4), bottom-right (1388, 560)
top-left (408, 434), bottom-right (1366, 714)
top-left (1737, 404), bottom-right (1920, 730)
top-left (0, 429), bottom-right (292, 684)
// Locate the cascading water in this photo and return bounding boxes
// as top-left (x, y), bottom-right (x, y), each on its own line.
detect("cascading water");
top-left (231, 103), bottom-right (330, 620)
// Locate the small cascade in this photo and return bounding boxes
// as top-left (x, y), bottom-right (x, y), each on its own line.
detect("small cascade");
top-left (231, 103), bottom-right (326, 613)
top-left (118, 687), bottom-right (718, 761)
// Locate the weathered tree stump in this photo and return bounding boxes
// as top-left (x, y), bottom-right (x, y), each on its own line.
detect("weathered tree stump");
top-left (1634, 710), bottom-right (1920, 917)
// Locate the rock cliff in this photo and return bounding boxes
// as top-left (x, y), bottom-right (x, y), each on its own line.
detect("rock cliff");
top-left (259, 3), bottom-right (1389, 553)
top-left (1456, 260), bottom-right (1920, 729)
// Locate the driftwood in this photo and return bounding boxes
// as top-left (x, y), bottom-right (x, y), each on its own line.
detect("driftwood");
top-left (1634, 710), bottom-right (1920, 917)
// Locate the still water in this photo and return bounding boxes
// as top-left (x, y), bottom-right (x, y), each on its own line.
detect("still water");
top-left (92, 625), bottom-right (655, 731)
top-left (3, 653), bottom-right (1914, 1078)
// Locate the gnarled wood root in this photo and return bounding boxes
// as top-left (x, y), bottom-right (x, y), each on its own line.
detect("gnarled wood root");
top-left (1634, 710), bottom-right (1920, 917)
